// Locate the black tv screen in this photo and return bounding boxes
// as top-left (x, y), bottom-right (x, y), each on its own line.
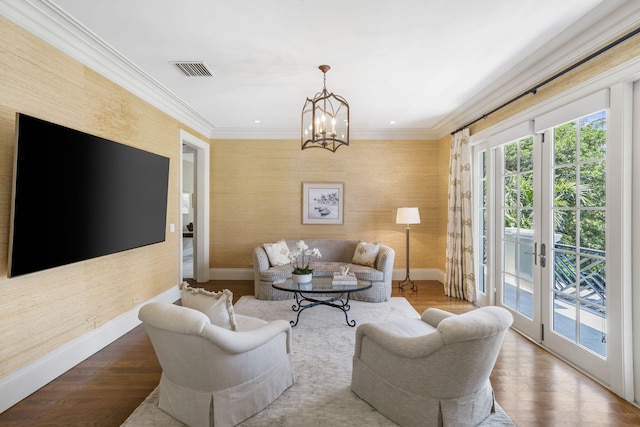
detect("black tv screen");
top-left (8, 114), bottom-right (170, 277)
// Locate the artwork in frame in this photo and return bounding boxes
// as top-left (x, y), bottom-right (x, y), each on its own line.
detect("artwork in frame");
top-left (302, 182), bottom-right (344, 224)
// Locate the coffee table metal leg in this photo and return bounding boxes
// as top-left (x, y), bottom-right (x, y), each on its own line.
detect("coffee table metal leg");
top-left (340, 291), bottom-right (356, 326)
top-left (289, 291), bottom-right (357, 327)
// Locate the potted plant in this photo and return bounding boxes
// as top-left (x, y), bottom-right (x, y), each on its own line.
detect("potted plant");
top-left (288, 240), bottom-right (322, 284)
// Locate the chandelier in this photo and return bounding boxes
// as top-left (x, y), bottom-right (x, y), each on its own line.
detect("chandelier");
top-left (301, 65), bottom-right (349, 152)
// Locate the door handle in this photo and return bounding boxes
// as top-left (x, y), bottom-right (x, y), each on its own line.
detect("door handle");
top-left (524, 242), bottom-right (547, 267)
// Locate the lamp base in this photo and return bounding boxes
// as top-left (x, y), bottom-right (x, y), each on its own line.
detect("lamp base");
top-left (398, 275), bottom-right (417, 292)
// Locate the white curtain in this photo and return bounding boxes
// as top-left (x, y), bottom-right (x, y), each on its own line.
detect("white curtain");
top-left (444, 129), bottom-right (475, 302)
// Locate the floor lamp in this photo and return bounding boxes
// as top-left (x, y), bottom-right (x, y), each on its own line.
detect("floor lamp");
top-left (396, 207), bottom-right (420, 291)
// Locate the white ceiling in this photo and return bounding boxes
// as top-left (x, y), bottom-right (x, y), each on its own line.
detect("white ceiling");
top-left (17, 0), bottom-right (638, 139)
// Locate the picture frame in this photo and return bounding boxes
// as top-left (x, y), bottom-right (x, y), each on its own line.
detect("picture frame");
top-left (302, 182), bottom-right (344, 224)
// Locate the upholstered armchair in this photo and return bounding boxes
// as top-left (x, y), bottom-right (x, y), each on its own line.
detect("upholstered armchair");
top-left (139, 302), bottom-right (294, 427)
top-left (351, 306), bottom-right (513, 427)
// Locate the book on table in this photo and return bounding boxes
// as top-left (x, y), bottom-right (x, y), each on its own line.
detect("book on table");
top-left (332, 272), bottom-right (357, 287)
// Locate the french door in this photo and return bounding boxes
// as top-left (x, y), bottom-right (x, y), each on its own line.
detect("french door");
top-left (537, 110), bottom-right (609, 380)
top-left (495, 134), bottom-right (541, 340)
top-left (478, 93), bottom-right (621, 385)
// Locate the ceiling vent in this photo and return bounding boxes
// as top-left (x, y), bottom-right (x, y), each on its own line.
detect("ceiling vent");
top-left (170, 61), bottom-right (214, 77)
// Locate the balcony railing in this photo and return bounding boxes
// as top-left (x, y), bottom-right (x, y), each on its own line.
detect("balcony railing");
top-left (553, 243), bottom-right (606, 315)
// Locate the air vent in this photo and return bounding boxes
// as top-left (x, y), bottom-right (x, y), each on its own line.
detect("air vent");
top-left (170, 61), bottom-right (214, 77)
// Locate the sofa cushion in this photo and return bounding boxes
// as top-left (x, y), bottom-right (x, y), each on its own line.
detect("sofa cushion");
top-left (234, 314), bottom-right (269, 332)
top-left (263, 239), bottom-right (291, 266)
top-left (179, 283), bottom-right (238, 331)
top-left (259, 262), bottom-right (383, 282)
top-left (308, 261), bottom-right (346, 277)
top-left (307, 262), bottom-right (382, 281)
top-left (351, 241), bottom-right (381, 267)
top-left (347, 264), bottom-right (384, 281)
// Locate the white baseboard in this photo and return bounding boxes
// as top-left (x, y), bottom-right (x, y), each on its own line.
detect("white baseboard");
top-left (392, 268), bottom-right (445, 282)
top-left (0, 285), bottom-right (181, 414)
top-left (209, 268), bottom-right (445, 283)
top-left (209, 268), bottom-right (254, 280)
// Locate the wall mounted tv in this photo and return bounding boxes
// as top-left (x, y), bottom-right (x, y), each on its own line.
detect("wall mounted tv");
top-left (8, 114), bottom-right (170, 277)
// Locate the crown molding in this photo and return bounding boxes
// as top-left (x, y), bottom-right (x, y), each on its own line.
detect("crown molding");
top-left (0, 0), bottom-right (216, 138)
top-left (209, 128), bottom-right (297, 140)
top-left (351, 127), bottom-right (440, 141)
top-left (209, 127), bottom-right (439, 141)
top-left (434, 0), bottom-right (640, 139)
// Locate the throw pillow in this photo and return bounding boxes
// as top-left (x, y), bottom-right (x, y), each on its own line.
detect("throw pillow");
top-left (351, 241), bottom-right (381, 267)
top-left (179, 282), bottom-right (237, 331)
top-left (263, 239), bottom-right (291, 266)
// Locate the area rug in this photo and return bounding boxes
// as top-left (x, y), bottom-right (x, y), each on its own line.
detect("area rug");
top-left (122, 296), bottom-right (515, 426)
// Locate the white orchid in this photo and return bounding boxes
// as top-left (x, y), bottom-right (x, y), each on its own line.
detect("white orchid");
top-left (289, 240), bottom-right (322, 274)
top-left (296, 240), bottom-right (308, 251)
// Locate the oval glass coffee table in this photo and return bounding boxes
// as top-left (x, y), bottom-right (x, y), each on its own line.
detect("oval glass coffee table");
top-left (272, 276), bottom-right (372, 327)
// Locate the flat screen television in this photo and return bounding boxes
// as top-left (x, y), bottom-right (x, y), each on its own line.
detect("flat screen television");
top-left (8, 113), bottom-right (170, 277)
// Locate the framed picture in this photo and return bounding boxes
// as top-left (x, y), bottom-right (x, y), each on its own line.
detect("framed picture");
top-left (302, 182), bottom-right (344, 224)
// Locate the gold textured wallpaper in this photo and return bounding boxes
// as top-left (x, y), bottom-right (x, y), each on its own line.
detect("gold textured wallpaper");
top-left (209, 138), bottom-right (450, 271)
top-left (0, 16), bottom-right (192, 377)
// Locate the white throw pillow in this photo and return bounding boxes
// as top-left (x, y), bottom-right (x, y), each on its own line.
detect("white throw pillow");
top-left (179, 282), bottom-right (237, 331)
top-left (351, 241), bottom-right (381, 267)
top-left (263, 239), bottom-right (291, 266)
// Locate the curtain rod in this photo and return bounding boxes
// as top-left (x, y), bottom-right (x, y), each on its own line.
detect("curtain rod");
top-left (451, 25), bottom-right (640, 135)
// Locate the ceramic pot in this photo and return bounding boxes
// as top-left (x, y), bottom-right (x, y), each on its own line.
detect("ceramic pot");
top-left (291, 273), bottom-right (312, 284)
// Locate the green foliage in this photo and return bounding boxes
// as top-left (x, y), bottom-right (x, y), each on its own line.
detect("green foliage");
top-left (503, 112), bottom-right (606, 251)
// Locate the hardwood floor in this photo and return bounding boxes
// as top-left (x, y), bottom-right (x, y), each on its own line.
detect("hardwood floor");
top-left (1, 280), bottom-right (639, 426)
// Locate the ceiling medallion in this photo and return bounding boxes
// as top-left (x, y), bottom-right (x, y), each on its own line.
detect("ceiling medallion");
top-left (301, 65), bottom-right (349, 152)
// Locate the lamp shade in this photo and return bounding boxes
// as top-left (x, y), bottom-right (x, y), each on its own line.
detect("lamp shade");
top-left (396, 207), bottom-right (421, 225)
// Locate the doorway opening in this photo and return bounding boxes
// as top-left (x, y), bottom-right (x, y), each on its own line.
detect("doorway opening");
top-left (180, 130), bottom-right (210, 283)
top-left (182, 147), bottom-right (195, 278)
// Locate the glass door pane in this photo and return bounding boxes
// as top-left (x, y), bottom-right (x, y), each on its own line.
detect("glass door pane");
top-left (551, 112), bottom-right (607, 357)
top-left (501, 136), bottom-right (535, 319)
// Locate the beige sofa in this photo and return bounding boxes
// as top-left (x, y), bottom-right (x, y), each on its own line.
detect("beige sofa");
top-left (252, 239), bottom-right (395, 302)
